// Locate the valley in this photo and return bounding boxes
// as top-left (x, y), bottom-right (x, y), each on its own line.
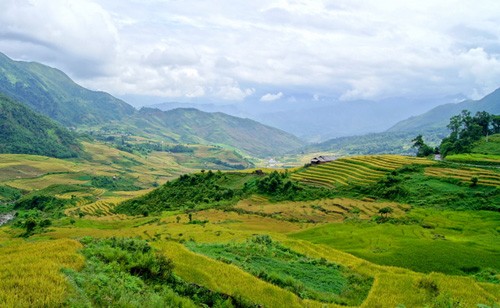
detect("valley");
top-left (0, 132), bottom-right (498, 306)
top-left (0, 38), bottom-right (499, 307)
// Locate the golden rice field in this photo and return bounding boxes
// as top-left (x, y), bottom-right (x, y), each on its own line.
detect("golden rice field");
top-left (234, 195), bottom-right (410, 223)
top-left (425, 166), bottom-right (500, 187)
top-left (1, 203), bottom-right (499, 307)
top-left (292, 155), bottom-right (434, 187)
top-left (0, 237), bottom-right (84, 307)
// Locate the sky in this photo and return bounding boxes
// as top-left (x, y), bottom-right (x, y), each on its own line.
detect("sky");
top-left (1, 0), bottom-right (500, 106)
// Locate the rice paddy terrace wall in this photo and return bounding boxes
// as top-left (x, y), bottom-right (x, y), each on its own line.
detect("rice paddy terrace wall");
top-left (292, 155), bottom-right (434, 187)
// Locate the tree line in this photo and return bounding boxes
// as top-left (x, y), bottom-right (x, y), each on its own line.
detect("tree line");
top-left (413, 110), bottom-right (499, 157)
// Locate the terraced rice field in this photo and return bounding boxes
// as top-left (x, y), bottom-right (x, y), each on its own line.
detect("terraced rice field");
top-left (425, 166), bottom-right (500, 187)
top-left (292, 155), bottom-right (433, 187)
top-left (235, 196), bottom-right (410, 223)
top-left (66, 198), bottom-right (130, 220)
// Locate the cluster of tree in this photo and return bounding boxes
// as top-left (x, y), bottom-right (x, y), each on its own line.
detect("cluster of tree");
top-left (255, 171), bottom-right (300, 197)
top-left (412, 110), bottom-right (499, 157)
top-left (440, 110), bottom-right (500, 157)
top-left (411, 135), bottom-right (436, 157)
top-left (115, 170), bottom-right (241, 216)
top-left (116, 142), bottom-right (194, 156)
top-left (90, 175), bottom-right (142, 191)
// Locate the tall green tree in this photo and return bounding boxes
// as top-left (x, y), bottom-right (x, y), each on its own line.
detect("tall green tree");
top-left (440, 110), bottom-right (498, 156)
top-left (411, 135), bottom-right (434, 157)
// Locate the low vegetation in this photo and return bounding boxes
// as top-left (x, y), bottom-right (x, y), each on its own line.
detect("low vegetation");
top-left (187, 235), bottom-right (373, 306)
top-left (65, 237), bottom-right (254, 307)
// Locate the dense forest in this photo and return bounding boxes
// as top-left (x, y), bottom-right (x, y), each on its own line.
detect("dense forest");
top-left (0, 94), bottom-right (81, 158)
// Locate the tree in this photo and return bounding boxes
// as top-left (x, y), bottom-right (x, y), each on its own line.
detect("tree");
top-left (492, 115), bottom-right (500, 134)
top-left (412, 135), bottom-right (434, 157)
top-left (440, 110), bottom-right (497, 157)
top-left (378, 207), bottom-right (393, 218)
top-left (24, 218), bottom-right (37, 234)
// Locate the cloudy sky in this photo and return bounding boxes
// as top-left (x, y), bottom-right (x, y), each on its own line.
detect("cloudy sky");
top-left (1, 0), bottom-right (500, 106)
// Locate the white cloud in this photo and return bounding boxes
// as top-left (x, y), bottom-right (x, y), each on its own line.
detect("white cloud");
top-left (0, 0), bottom-right (118, 77)
top-left (1, 0), bottom-right (500, 102)
top-left (260, 92), bottom-right (283, 102)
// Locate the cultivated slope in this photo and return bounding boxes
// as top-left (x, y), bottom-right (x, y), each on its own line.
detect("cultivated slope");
top-left (0, 52), bottom-right (135, 126)
top-left (0, 94), bottom-right (81, 158)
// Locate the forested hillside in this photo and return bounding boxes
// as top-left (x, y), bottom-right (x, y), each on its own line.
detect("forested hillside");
top-left (0, 94), bottom-right (81, 158)
top-left (0, 52), bottom-right (135, 126)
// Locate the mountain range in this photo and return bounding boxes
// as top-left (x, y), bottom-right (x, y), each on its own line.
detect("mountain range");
top-left (150, 95), bottom-right (465, 142)
top-left (387, 88), bottom-right (500, 133)
top-left (0, 52), bottom-right (303, 158)
top-left (0, 52), bottom-right (135, 127)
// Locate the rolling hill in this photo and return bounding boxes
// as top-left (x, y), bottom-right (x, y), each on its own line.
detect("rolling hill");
top-left (0, 94), bottom-right (81, 158)
top-left (128, 107), bottom-right (304, 158)
top-left (0, 52), bottom-right (135, 127)
top-left (388, 87), bottom-right (500, 133)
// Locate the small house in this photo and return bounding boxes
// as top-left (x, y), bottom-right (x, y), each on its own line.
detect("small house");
top-left (310, 155), bottom-right (336, 164)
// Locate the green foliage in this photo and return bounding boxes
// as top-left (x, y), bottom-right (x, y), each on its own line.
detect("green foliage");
top-left (440, 110), bottom-right (498, 157)
top-left (471, 134), bottom-right (500, 155)
top-left (0, 94), bottom-right (81, 158)
top-left (0, 185), bottom-right (22, 203)
top-left (292, 209), bottom-right (500, 277)
top-left (64, 237), bottom-right (255, 307)
top-left (412, 135), bottom-right (435, 157)
top-left (364, 164), bottom-right (499, 211)
top-left (187, 235), bottom-right (373, 306)
top-left (249, 171), bottom-right (335, 201)
top-left (90, 175), bottom-right (142, 191)
top-left (378, 206), bottom-right (394, 218)
top-left (113, 141), bottom-right (194, 156)
top-left (115, 171), bottom-right (250, 215)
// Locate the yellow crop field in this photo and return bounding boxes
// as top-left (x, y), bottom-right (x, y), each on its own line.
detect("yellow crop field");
top-left (425, 166), bottom-right (500, 187)
top-left (235, 196), bottom-right (410, 223)
top-left (0, 238), bottom-right (84, 307)
top-left (292, 155), bottom-right (434, 187)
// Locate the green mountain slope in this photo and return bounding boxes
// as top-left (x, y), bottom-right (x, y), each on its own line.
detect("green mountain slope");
top-left (305, 129), bottom-right (445, 156)
top-left (0, 52), bottom-right (135, 126)
top-left (388, 88), bottom-right (500, 132)
top-left (128, 108), bottom-right (304, 157)
top-left (0, 94), bottom-right (81, 158)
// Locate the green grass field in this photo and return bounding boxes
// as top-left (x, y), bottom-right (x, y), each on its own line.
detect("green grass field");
top-left (290, 209), bottom-right (500, 276)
